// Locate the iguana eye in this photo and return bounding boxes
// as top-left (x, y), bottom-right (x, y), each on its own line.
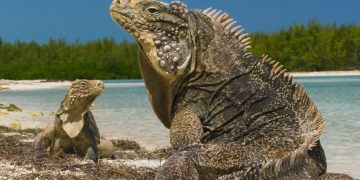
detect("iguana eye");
top-left (146, 7), bottom-right (160, 14)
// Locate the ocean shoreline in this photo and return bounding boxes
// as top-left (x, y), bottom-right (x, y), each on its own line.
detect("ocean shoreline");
top-left (1, 70), bottom-right (360, 90)
top-left (0, 79), bottom-right (72, 90)
top-left (291, 70), bottom-right (360, 77)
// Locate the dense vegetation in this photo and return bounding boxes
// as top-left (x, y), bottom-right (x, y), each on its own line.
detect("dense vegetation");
top-left (0, 39), bottom-right (141, 80)
top-left (0, 20), bottom-right (359, 80)
top-left (251, 20), bottom-right (360, 71)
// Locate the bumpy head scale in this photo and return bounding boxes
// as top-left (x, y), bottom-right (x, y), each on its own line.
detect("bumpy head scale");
top-left (110, 0), bottom-right (192, 78)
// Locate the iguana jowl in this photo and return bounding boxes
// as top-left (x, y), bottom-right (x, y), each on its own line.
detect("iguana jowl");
top-left (110, 0), bottom-right (353, 179)
top-left (33, 80), bottom-right (105, 163)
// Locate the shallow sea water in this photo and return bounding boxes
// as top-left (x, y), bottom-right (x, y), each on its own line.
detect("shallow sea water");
top-left (0, 76), bottom-right (359, 177)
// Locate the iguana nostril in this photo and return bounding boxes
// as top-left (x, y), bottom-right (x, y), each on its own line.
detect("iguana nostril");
top-left (97, 82), bottom-right (104, 89)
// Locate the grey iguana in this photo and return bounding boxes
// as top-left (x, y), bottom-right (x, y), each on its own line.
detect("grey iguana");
top-left (110, 0), bottom-right (354, 179)
top-left (33, 79), bottom-right (112, 163)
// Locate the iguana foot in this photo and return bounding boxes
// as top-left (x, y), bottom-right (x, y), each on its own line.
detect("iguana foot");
top-left (83, 147), bottom-right (98, 163)
top-left (32, 132), bottom-right (48, 163)
top-left (319, 173), bottom-right (355, 180)
top-left (156, 150), bottom-right (199, 180)
top-left (98, 138), bottom-right (115, 159)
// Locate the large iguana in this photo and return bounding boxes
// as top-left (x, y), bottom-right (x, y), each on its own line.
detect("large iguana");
top-left (110, 0), bottom-right (354, 179)
top-left (33, 79), bottom-right (109, 163)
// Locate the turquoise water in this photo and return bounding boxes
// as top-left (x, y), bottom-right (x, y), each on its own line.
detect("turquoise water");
top-left (0, 76), bottom-right (359, 177)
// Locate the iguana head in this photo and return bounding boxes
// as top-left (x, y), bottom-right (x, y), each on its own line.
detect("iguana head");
top-left (110, 0), bottom-right (193, 80)
top-left (62, 79), bottom-right (104, 113)
top-left (58, 79), bottom-right (104, 138)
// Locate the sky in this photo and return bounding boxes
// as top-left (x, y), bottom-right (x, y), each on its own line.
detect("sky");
top-left (0, 0), bottom-right (360, 43)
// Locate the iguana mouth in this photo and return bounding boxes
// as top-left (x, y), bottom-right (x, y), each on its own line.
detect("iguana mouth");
top-left (110, 5), bottom-right (144, 39)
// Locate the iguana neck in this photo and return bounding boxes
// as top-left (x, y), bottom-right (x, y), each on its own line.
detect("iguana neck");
top-left (179, 11), bottom-right (256, 87)
top-left (137, 12), bottom-right (201, 128)
top-left (193, 11), bottom-right (255, 75)
top-left (58, 111), bottom-right (84, 124)
top-left (59, 95), bottom-right (95, 120)
top-left (138, 48), bottom-right (173, 128)
top-left (174, 12), bottom-right (257, 113)
top-left (61, 95), bottom-right (97, 113)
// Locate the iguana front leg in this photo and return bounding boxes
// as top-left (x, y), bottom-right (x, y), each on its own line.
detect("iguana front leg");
top-left (33, 119), bottom-right (58, 152)
top-left (160, 108), bottom-right (327, 179)
top-left (157, 139), bottom-right (327, 179)
top-left (33, 118), bottom-right (60, 163)
top-left (79, 111), bottom-right (100, 163)
top-left (170, 108), bottom-right (203, 148)
top-left (156, 143), bottom-right (259, 180)
top-left (159, 109), bottom-right (257, 179)
top-left (156, 109), bottom-right (203, 179)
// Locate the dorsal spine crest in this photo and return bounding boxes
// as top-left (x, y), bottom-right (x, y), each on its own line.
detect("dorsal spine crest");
top-left (260, 54), bottom-right (324, 149)
top-left (201, 8), bottom-right (251, 51)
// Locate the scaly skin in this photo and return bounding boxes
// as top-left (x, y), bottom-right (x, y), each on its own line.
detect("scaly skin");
top-left (33, 80), bottom-right (105, 163)
top-left (110, 0), bottom-right (354, 179)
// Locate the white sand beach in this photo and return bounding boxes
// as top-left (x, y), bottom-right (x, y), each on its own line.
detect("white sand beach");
top-left (0, 80), bottom-right (71, 90)
top-left (291, 70), bottom-right (360, 77)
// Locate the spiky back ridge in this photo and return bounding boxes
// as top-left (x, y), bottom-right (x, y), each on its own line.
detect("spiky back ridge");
top-left (259, 54), bottom-right (324, 150)
top-left (200, 6), bottom-right (323, 150)
top-left (200, 8), bottom-right (252, 52)
top-left (201, 7), bottom-right (325, 177)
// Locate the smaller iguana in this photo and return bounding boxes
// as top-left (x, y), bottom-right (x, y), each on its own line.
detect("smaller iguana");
top-left (33, 79), bottom-right (108, 163)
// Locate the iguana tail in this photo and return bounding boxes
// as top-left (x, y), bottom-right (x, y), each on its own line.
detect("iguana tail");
top-left (244, 134), bottom-right (323, 180)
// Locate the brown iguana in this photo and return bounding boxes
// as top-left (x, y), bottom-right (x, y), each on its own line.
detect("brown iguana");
top-left (110, 0), bottom-right (354, 179)
top-left (33, 79), bottom-right (107, 163)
